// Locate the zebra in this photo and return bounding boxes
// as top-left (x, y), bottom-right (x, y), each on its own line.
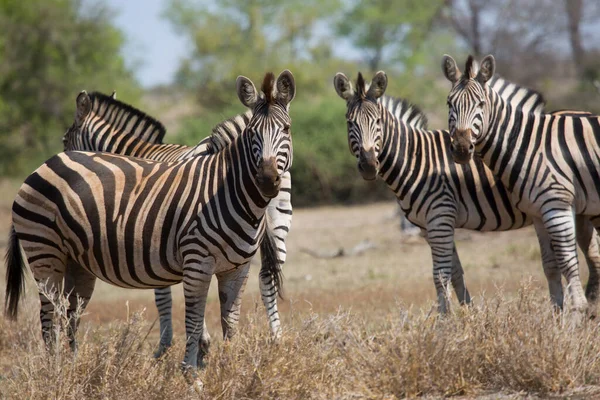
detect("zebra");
top-left (4, 71), bottom-right (295, 381)
top-left (62, 90), bottom-right (292, 357)
top-left (333, 71), bottom-right (600, 313)
top-left (442, 54), bottom-right (600, 316)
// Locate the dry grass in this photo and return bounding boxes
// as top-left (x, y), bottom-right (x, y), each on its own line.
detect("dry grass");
top-left (1, 179), bottom-right (600, 398)
top-left (2, 285), bottom-right (600, 399)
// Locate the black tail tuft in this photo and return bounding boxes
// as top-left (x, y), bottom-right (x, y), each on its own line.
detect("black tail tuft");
top-left (260, 228), bottom-right (284, 300)
top-left (5, 224), bottom-right (25, 320)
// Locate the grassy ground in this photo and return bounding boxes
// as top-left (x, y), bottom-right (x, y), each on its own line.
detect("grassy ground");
top-left (1, 180), bottom-right (599, 399)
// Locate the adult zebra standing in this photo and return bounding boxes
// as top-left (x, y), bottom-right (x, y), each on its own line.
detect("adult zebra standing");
top-left (5, 71), bottom-right (295, 381)
top-left (333, 71), bottom-right (600, 313)
top-left (442, 54), bottom-right (600, 316)
top-left (62, 91), bottom-right (291, 356)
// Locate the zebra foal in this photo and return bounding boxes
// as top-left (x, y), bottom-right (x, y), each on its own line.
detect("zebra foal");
top-left (4, 71), bottom-right (295, 381)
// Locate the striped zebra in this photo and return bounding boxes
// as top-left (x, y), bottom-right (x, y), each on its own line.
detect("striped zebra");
top-left (442, 54), bottom-right (600, 315)
top-left (4, 71), bottom-right (295, 378)
top-left (333, 71), bottom-right (600, 313)
top-left (62, 90), bottom-right (292, 356)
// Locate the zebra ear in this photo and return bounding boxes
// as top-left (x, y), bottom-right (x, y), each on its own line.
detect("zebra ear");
top-left (236, 76), bottom-right (258, 109)
top-left (333, 72), bottom-right (354, 101)
top-left (75, 90), bottom-right (91, 126)
top-left (442, 54), bottom-right (461, 84)
top-left (476, 55), bottom-right (495, 84)
top-left (276, 69), bottom-right (296, 106)
top-left (366, 71), bottom-right (387, 99)
top-left (110, 90), bottom-right (117, 100)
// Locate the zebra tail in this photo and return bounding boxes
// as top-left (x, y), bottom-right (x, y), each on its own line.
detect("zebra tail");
top-left (260, 226), bottom-right (284, 300)
top-left (5, 224), bottom-right (25, 320)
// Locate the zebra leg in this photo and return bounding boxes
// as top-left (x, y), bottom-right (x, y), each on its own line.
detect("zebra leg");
top-left (31, 260), bottom-right (68, 349)
top-left (181, 260), bottom-right (214, 377)
top-left (259, 264), bottom-right (282, 338)
top-left (63, 259), bottom-right (97, 352)
top-left (258, 170), bottom-right (290, 338)
top-left (450, 245), bottom-right (471, 305)
top-left (575, 215), bottom-right (600, 306)
top-left (266, 170), bottom-right (292, 265)
top-left (425, 217), bottom-right (456, 314)
top-left (541, 209), bottom-right (587, 314)
top-left (153, 287), bottom-right (174, 358)
top-left (216, 264), bottom-right (250, 340)
top-left (533, 218), bottom-right (564, 309)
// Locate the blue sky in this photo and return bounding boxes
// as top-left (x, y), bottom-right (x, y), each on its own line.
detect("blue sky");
top-left (105, 0), bottom-right (188, 87)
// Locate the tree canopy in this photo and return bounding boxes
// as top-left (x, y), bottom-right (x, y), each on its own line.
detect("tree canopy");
top-left (0, 0), bottom-right (140, 174)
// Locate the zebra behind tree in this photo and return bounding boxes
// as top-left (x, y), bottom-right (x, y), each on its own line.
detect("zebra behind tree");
top-left (5, 71), bottom-right (295, 384)
top-left (443, 54), bottom-right (600, 317)
top-left (62, 90), bottom-right (291, 356)
top-left (333, 71), bottom-right (600, 314)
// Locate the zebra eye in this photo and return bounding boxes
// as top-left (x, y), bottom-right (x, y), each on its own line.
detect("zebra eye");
top-left (376, 118), bottom-right (381, 124)
top-left (478, 101), bottom-right (485, 108)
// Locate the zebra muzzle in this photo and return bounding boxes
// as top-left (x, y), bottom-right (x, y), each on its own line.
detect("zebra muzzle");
top-left (450, 130), bottom-right (475, 164)
top-left (358, 148), bottom-right (379, 181)
top-left (256, 158), bottom-right (281, 198)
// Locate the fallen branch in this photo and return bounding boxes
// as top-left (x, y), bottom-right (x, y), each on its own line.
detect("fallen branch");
top-left (300, 240), bottom-right (377, 259)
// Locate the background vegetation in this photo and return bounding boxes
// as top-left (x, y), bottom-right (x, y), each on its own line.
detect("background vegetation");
top-left (1, 0), bottom-right (599, 205)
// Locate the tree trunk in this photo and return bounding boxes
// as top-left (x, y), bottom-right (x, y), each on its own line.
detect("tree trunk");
top-left (564, 0), bottom-right (585, 80)
top-left (468, 0), bottom-right (482, 56)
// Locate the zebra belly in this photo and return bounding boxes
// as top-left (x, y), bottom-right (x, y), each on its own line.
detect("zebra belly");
top-left (187, 223), bottom-right (263, 274)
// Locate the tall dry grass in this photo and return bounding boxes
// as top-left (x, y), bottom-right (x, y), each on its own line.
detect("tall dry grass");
top-left (2, 281), bottom-right (600, 399)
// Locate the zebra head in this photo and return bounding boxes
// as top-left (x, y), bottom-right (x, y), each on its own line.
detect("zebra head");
top-left (236, 70), bottom-right (295, 198)
top-left (334, 71), bottom-right (387, 181)
top-left (442, 54), bottom-right (496, 164)
top-left (62, 90), bottom-right (92, 150)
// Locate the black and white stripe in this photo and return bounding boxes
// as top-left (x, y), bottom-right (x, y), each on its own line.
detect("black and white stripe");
top-left (5, 71), bottom-right (295, 378)
top-left (443, 54), bottom-right (600, 315)
top-left (334, 70), bottom-right (600, 313)
top-left (63, 91), bottom-right (291, 356)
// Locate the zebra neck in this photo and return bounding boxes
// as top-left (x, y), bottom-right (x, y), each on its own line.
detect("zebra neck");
top-left (220, 133), bottom-right (270, 223)
top-left (477, 89), bottom-right (540, 191)
top-left (378, 108), bottom-right (418, 199)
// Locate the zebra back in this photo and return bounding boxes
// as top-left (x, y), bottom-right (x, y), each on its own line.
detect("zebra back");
top-left (487, 75), bottom-right (545, 114)
top-left (378, 95), bottom-right (428, 130)
top-left (87, 91), bottom-right (166, 144)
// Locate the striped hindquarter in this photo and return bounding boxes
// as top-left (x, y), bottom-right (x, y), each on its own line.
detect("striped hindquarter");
top-left (63, 91), bottom-right (290, 355)
top-left (334, 70), bottom-right (600, 314)
top-left (443, 54), bottom-right (600, 315)
top-left (5, 71), bottom-right (296, 378)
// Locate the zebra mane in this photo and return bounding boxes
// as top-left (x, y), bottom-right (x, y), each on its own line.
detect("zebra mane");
top-left (87, 92), bottom-right (167, 144)
top-left (464, 55), bottom-right (478, 79)
top-left (204, 110), bottom-right (253, 153)
top-left (262, 72), bottom-right (276, 104)
top-left (361, 78), bottom-right (429, 129)
top-left (378, 95), bottom-right (429, 130)
top-left (487, 75), bottom-right (546, 114)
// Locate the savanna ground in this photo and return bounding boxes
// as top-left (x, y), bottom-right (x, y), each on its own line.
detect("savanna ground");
top-left (1, 179), bottom-right (600, 399)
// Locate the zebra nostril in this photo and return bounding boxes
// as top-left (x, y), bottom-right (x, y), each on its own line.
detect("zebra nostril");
top-left (469, 143), bottom-right (474, 152)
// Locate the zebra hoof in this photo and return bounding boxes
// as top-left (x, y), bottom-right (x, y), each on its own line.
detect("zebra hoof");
top-left (181, 362), bottom-right (204, 392)
top-left (271, 327), bottom-right (282, 342)
top-left (190, 379), bottom-right (204, 393)
top-left (153, 343), bottom-right (171, 359)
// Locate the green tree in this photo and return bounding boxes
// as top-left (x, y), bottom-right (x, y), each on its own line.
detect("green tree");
top-left (164, 0), bottom-right (340, 107)
top-left (0, 0), bottom-right (140, 175)
top-left (336, 0), bottom-right (445, 73)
